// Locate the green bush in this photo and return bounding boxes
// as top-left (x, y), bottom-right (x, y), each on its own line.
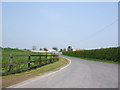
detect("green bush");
top-left (62, 47), bottom-right (119, 62)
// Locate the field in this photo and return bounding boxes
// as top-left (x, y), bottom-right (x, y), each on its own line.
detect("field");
top-left (1, 48), bottom-right (58, 75)
top-left (2, 48), bottom-right (48, 55)
top-left (62, 47), bottom-right (119, 63)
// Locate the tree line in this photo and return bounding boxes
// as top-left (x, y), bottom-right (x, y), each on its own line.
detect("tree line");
top-left (32, 45), bottom-right (73, 52)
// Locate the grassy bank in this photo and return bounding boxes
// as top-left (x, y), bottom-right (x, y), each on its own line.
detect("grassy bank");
top-left (2, 57), bottom-right (69, 88)
top-left (2, 48), bottom-right (50, 65)
top-left (2, 48), bottom-right (49, 55)
top-left (2, 48), bottom-right (53, 75)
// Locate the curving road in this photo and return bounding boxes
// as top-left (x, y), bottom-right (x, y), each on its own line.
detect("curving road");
top-left (8, 55), bottom-right (118, 88)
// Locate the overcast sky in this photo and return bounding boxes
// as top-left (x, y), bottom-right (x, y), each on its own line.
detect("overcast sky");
top-left (2, 2), bottom-right (118, 50)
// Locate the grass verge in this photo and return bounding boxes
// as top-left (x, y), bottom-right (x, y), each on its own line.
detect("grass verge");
top-left (1, 57), bottom-right (69, 88)
top-left (62, 54), bottom-right (119, 64)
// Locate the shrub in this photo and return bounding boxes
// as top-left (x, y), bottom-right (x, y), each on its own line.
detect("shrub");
top-left (62, 47), bottom-right (119, 62)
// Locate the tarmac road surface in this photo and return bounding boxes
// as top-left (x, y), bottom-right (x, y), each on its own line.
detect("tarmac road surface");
top-left (8, 55), bottom-right (118, 88)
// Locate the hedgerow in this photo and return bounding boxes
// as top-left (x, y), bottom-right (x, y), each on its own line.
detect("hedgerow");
top-left (62, 47), bottom-right (119, 62)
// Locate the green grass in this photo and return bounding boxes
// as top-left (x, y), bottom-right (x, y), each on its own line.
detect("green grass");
top-left (2, 48), bottom-right (54, 75)
top-left (2, 48), bottom-right (50, 55)
top-left (63, 54), bottom-right (119, 64)
top-left (2, 57), bottom-right (69, 88)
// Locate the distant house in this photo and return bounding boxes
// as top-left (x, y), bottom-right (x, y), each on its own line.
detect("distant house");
top-left (30, 50), bottom-right (58, 53)
top-left (48, 50), bottom-right (57, 53)
top-left (73, 49), bottom-right (85, 51)
top-left (30, 50), bottom-right (47, 53)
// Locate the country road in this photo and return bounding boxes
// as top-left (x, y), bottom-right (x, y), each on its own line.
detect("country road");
top-left (8, 55), bottom-right (118, 88)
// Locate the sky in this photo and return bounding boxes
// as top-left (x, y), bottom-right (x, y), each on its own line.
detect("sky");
top-left (0, 2), bottom-right (2, 48)
top-left (2, 2), bottom-right (118, 50)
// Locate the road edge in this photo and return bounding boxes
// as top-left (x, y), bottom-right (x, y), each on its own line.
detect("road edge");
top-left (8, 57), bottom-right (71, 88)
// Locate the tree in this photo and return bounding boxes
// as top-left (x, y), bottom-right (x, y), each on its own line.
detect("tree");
top-left (52, 47), bottom-right (58, 51)
top-left (32, 46), bottom-right (36, 50)
top-left (63, 48), bottom-right (66, 51)
top-left (60, 49), bottom-right (63, 52)
top-left (14, 48), bottom-right (19, 50)
top-left (39, 48), bottom-right (42, 51)
top-left (67, 45), bottom-right (73, 51)
top-left (43, 48), bottom-right (48, 51)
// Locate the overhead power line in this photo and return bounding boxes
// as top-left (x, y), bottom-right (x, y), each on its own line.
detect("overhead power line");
top-left (71, 18), bottom-right (118, 44)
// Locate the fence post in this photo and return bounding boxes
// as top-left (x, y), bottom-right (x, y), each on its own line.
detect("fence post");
top-left (46, 55), bottom-right (47, 64)
top-left (8, 55), bottom-right (13, 72)
top-left (39, 56), bottom-right (42, 66)
top-left (52, 55), bottom-right (54, 62)
top-left (55, 55), bottom-right (57, 62)
top-left (50, 55), bottom-right (52, 63)
top-left (28, 55), bottom-right (31, 68)
top-left (57, 55), bottom-right (59, 61)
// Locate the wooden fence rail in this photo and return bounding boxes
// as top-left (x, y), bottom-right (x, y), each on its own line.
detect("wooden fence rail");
top-left (1, 54), bottom-right (59, 76)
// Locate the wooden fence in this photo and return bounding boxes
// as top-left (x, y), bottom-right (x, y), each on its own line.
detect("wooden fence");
top-left (1, 54), bottom-right (59, 76)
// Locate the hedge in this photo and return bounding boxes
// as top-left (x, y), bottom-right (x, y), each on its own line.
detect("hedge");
top-left (62, 47), bottom-right (119, 62)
